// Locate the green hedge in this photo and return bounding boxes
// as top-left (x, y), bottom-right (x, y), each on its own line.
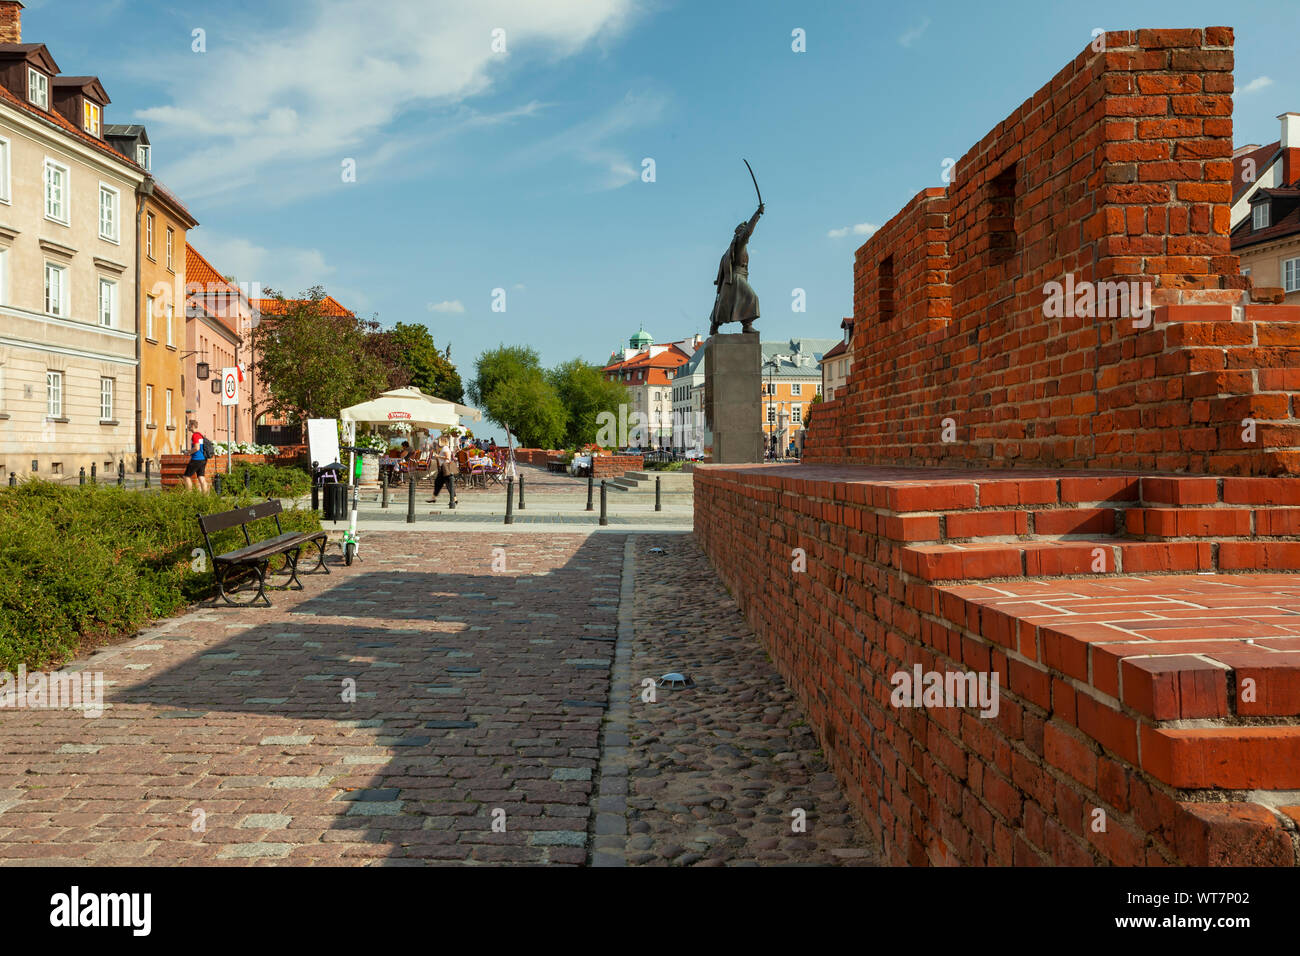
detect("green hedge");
top-left (0, 482), bottom-right (322, 671)
top-left (645, 460), bottom-right (684, 471)
top-left (225, 462), bottom-right (312, 499)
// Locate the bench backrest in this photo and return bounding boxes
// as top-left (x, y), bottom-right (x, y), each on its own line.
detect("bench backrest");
top-left (198, 499), bottom-right (283, 536)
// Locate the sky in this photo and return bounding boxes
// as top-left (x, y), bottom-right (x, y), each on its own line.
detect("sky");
top-left (23, 0), bottom-right (1300, 403)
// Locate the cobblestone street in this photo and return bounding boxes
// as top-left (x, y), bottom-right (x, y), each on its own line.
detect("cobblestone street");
top-left (0, 527), bottom-right (878, 865)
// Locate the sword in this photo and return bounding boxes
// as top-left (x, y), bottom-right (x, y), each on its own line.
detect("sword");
top-left (743, 158), bottom-right (763, 208)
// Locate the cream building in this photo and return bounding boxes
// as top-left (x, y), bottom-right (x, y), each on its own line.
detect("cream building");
top-left (0, 7), bottom-right (144, 478)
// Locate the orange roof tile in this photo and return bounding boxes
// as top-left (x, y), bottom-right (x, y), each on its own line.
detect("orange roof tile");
top-left (251, 296), bottom-right (353, 317)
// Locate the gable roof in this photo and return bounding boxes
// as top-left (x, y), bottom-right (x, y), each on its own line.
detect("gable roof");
top-left (0, 42), bottom-right (59, 75)
top-left (52, 75), bottom-right (108, 104)
top-left (1234, 141), bottom-right (1279, 200)
top-left (0, 66), bottom-right (137, 172)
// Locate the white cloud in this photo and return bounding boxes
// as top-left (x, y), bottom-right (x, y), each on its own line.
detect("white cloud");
top-left (899, 17), bottom-right (931, 48)
top-left (828, 222), bottom-right (880, 239)
top-left (427, 300), bottom-right (466, 313)
top-left (1241, 76), bottom-right (1274, 94)
top-left (132, 0), bottom-right (642, 203)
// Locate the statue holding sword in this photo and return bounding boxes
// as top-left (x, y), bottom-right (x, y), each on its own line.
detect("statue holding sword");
top-left (709, 159), bottom-right (765, 336)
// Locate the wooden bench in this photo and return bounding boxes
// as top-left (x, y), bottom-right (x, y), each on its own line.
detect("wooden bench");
top-left (197, 499), bottom-right (329, 607)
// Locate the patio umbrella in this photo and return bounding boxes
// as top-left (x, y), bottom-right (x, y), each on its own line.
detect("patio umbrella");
top-left (339, 387), bottom-right (482, 483)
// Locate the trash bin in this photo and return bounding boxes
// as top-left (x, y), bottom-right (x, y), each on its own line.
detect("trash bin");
top-left (323, 482), bottom-right (348, 521)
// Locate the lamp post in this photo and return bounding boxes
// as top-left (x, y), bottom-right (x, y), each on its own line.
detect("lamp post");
top-left (764, 357), bottom-right (778, 459)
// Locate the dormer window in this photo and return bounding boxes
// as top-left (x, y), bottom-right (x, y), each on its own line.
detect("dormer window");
top-left (83, 101), bottom-right (101, 137)
top-left (27, 68), bottom-right (46, 109)
top-left (136, 144), bottom-right (150, 170)
top-left (1253, 203), bottom-right (1270, 231)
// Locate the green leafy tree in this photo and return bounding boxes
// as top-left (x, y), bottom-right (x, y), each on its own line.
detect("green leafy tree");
top-left (250, 287), bottom-right (392, 422)
top-left (546, 358), bottom-right (626, 447)
top-left (469, 345), bottom-right (566, 448)
top-left (387, 322), bottom-right (464, 403)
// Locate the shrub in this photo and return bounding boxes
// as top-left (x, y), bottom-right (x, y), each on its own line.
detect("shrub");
top-left (646, 460), bottom-right (684, 472)
top-left (0, 482), bottom-right (321, 671)
top-left (226, 462), bottom-right (312, 498)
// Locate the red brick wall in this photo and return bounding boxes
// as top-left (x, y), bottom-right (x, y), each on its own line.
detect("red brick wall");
top-left (695, 464), bottom-right (1300, 866)
top-left (591, 455), bottom-right (643, 478)
top-left (802, 28), bottom-right (1300, 477)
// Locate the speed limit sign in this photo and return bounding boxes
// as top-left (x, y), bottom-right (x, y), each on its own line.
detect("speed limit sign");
top-left (221, 367), bottom-right (239, 406)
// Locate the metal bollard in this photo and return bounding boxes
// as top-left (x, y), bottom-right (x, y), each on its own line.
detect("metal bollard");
top-left (448, 473), bottom-right (456, 510)
top-left (518, 473), bottom-right (525, 510)
top-left (655, 475), bottom-right (662, 512)
top-left (79, 467), bottom-right (86, 486)
top-left (381, 474), bottom-right (389, 509)
top-left (118, 461), bottom-right (125, 487)
top-left (311, 462), bottom-right (319, 511)
top-left (8, 472), bottom-right (14, 487)
top-left (599, 480), bottom-right (608, 526)
top-left (90, 463), bottom-right (96, 484)
top-left (407, 473), bottom-right (416, 523)
top-left (243, 468), bottom-right (251, 490)
top-left (214, 473), bottom-right (224, 495)
top-left (586, 472), bottom-right (594, 511)
top-left (145, 459), bottom-right (151, 488)
top-left (504, 477), bottom-right (514, 525)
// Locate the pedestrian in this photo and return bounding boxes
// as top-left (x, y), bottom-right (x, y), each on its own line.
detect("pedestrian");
top-left (427, 438), bottom-right (455, 502)
top-left (182, 419), bottom-right (210, 492)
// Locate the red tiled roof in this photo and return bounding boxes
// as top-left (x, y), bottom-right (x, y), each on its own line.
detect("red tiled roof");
top-left (185, 242), bottom-right (239, 293)
top-left (821, 339), bottom-right (848, 361)
top-left (0, 65), bottom-right (138, 173)
top-left (1234, 142), bottom-right (1279, 200)
top-left (251, 296), bottom-right (353, 317)
top-left (603, 344), bottom-right (690, 374)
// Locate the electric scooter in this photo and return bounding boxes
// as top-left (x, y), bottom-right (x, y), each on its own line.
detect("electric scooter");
top-left (338, 446), bottom-right (380, 566)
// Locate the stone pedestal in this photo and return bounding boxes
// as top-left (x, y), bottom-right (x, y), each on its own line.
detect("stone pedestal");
top-left (704, 332), bottom-right (762, 464)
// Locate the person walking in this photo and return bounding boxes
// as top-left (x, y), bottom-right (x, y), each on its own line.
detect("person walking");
top-left (427, 438), bottom-right (455, 503)
top-left (182, 419), bottom-right (210, 492)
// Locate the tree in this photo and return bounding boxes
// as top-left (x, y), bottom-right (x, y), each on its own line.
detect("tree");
top-left (250, 287), bottom-right (393, 422)
top-left (469, 345), bottom-right (566, 448)
top-left (546, 358), bottom-right (626, 448)
top-left (387, 322), bottom-right (464, 403)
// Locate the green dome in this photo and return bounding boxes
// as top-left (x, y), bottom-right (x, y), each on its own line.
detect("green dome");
top-left (629, 327), bottom-right (654, 347)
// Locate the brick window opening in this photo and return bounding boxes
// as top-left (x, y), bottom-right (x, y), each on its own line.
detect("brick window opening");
top-left (988, 163), bottom-right (1017, 265)
top-left (878, 255), bottom-right (895, 322)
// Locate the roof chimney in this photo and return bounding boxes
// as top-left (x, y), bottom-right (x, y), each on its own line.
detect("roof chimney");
top-left (1280, 113), bottom-right (1300, 185)
top-left (0, 2), bottom-right (22, 45)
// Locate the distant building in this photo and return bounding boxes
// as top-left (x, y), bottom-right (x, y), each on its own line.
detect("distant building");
top-left (761, 337), bottom-right (836, 451)
top-left (603, 326), bottom-right (701, 448)
top-left (670, 344), bottom-right (709, 454)
top-left (1231, 112), bottom-right (1300, 304)
top-left (820, 318), bottom-right (854, 400)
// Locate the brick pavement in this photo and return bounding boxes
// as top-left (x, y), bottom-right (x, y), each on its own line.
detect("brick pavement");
top-left (0, 527), bottom-right (880, 866)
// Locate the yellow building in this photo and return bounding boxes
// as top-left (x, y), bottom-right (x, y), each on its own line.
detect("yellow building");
top-left (107, 125), bottom-right (198, 467)
top-left (761, 338), bottom-right (834, 451)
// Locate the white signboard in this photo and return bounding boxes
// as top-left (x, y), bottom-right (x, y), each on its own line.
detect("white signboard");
top-left (221, 367), bottom-right (239, 407)
top-left (307, 418), bottom-right (341, 468)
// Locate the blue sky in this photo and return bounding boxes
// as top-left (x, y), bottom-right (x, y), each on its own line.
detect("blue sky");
top-left (23, 0), bottom-right (1300, 388)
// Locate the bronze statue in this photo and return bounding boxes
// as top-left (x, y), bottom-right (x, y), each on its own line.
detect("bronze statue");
top-left (709, 160), bottom-right (764, 336)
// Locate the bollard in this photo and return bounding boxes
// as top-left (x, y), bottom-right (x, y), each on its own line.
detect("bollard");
top-left (136, 453), bottom-right (143, 473)
top-left (90, 463), bottom-right (96, 484)
top-left (655, 475), bottom-right (662, 512)
top-left (599, 480), bottom-right (608, 526)
top-left (586, 472), bottom-right (594, 511)
top-left (448, 473), bottom-right (456, 510)
top-left (214, 473), bottom-right (224, 495)
top-left (518, 473), bottom-right (525, 510)
top-left (311, 462), bottom-right (319, 511)
top-left (504, 477), bottom-right (514, 525)
top-left (79, 467), bottom-right (86, 486)
top-left (145, 459), bottom-right (151, 489)
top-left (407, 473), bottom-right (416, 523)
top-left (8, 472), bottom-right (14, 487)
top-left (118, 460), bottom-right (125, 487)
top-left (381, 474), bottom-right (389, 509)
top-left (243, 468), bottom-right (251, 490)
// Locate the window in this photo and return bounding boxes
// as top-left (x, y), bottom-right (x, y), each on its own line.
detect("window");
top-left (879, 255), bottom-right (896, 321)
top-left (145, 385), bottom-right (153, 426)
top-left (1285, 257), bottom-right (1300, 294)
top-left (43, 262), bottom-right (67, 317)
top-left (136, 144), bottom-right (151, 171)
top-left (1252, 203), bottom-right (1270, 231)
top-left (98, 184), bottom-right (119, 241)
top-left (27, 69), bottom-right (47, 109)
top-left (791, 383), bottom-right (802, 396)
top-left (166, 227), bottom-right (174, 270)
top-left (98, 278), bottom-right (116, 328)
top-left (165, 389), bottom-right (173, 428)
top-left (988, 163), bottom-right (1018, 265)
top-left (0, 137), bottom-right (10, 203)
top-left (43, 159), bottom-right (69, 223)
top-left (46, 371), bottom-right (62, 418)
top-left (767, 407), bottom-right (777, 424)
top-left (145, 213), bottom-right (154, 259)
top-left (145, 294), bottom-right (155, 339)
top-left (792, 406), bottom-right (802, 424)
top-left (165, 304), bottom-right (173, 346)
top-left (83, 101), bottom-right (101, 137)
top-left (100, 378), bottom-right (114, 421)
top-left (1242, 267), bottom-right (1252, 277)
